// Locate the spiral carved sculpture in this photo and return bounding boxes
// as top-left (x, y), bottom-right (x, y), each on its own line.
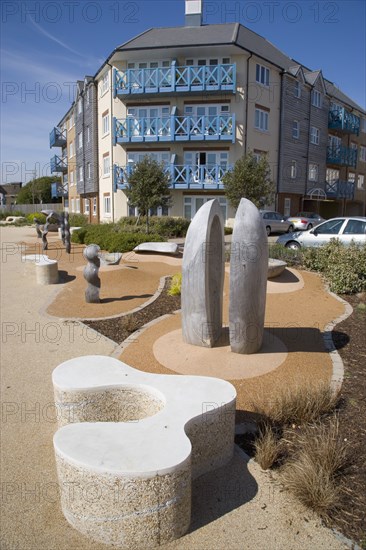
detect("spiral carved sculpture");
top-left (83, 244), bottom-right (101, 303)
top-left (64, 212), bottom-right (71, 254)
top-left (34, 217), bottom-right (42, 239)
top-left (60, 212), bottom-right (66, 246)
top-left (41, 213), bottom-right (54, 251)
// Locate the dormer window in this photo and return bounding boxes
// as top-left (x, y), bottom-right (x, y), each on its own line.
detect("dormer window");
top-left (312, 89), bottom-right (322, 108)
top-left (294, 81), bottom-right (301, 98)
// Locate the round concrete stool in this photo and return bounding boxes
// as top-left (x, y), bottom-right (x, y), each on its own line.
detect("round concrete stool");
top-left (35, 259), bottom-right (59, 284)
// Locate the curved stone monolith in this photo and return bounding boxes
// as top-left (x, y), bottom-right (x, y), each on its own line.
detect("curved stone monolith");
top-left (229, 198), bottom-right (268, 354)
top-left (182, 199), bottom-right (224, 347)
top-left (83, 244), bottom-right (101, 303)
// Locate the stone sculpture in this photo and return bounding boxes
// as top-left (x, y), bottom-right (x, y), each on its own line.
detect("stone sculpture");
top-left (83, 244), bottom-right (101, 303)
top-left (60, 212), bottom-right (66, 246)
top-left (41, 213), bottom-right (53, 251)
top-left (182, 199), bottom-right (224, 347)
top-left (34, 217), bottom-right (42, 239)
top-left (52, 355), bottom-right (236, 547)
top-left (64, 212), bottom-right (71, 254)
top-left (229, 198), bottom-right (268, 354)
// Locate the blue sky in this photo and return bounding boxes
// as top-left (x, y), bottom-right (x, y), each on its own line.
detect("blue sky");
top-left (1, 0), bottom-right (365, 184)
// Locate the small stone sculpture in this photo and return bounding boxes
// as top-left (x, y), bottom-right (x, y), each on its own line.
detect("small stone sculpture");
top-left (60, 212), bottom-right (66, 246)
top-left (34, 217), bottom-right (42, 239)
top-left (41, 213), bottom-right (53, 251)
top-left (83, 244), bottom-right (101, 303)
top-left (64, 212), bottom-right (71, 254)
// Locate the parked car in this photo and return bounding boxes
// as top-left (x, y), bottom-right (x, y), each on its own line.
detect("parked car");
top-left (260, 211), bottom-right (294, 236)
top-left (286, 212), bottom-right (324, 231)
top-left (276, 217), bottom-right (366, 249)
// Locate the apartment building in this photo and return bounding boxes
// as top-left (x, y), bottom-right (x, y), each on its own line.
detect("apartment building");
top-left (50, 108), bottom-right (69, 204)
top-left (49, 0), bottom-right (366, 222)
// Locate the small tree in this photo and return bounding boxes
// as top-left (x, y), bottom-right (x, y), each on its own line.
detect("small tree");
top-left (16, 176), bottom-right (61, 204)
top-left (222, 152), bottom-right (275, 210)
top-left (125, 156), bottom-right (171, 233)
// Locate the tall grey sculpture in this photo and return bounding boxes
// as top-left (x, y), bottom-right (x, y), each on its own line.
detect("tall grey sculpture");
top-left (60, 212), bottom-right (66, 246)
top-left (182, 199), bottom-right (224, 347)
top-left (41, 213), bottom-right (53, 251)
top-left (34, 217), bottom-right (42, 239)
top-left (83, 244), bottom-right (101, 303)
top-left (64, 212), bottom-right (71, 254)
top-left (229, 198), bottom-right (268, 354)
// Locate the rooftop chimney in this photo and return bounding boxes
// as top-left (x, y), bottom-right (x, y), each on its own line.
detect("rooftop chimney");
top-left (185, 0), bottom-right (203, 26)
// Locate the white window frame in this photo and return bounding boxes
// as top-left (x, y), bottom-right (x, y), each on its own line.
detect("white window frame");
top-left (254, 108), bottom-right (269, 132)
top-left (359, 146), bottom-right (366, 162)
top-left (294, 81), bottom-right (301, 98)
top-left (87, 162), bottom-right (91, 179)
top-left (308, 163), bottom-right (319, 182)
top-left (357, 174), bottom-right (365, 189)
top-left (310, 126), bottom-right (320, 145)
top-left (71, 198), bottom-right (75, 213)
top-left (256, 63), bottom-right (269, 86)
top-left (290, 161), bottom-right (297, 179)
top-left (75, 198), bottom-right (80, 213)
top-left (78, 132), bottom-right (83, 149)
top-left (292, 120), bottom-right (299, 139)
top-left (77, 98), bottom-right (82, 114)
top-left (326, 168), bottom-right (340, 183)
top-left (69, 141), bottom-right (74, 158)
top-left (312, 89), bottom-right (322, 108)
top-left (87, 126), bottom-right (90, 143)
top-left (70, 170), bottom-right (74, 186)
top-left (103, 154), bottom-right (110, 177)
top-left (101, 72), bottom-right (110, 96)
top-left (104, 195), bottom-right (111, 216)
top-left (84, 199), bottom-right (90, 214)
top-left (348, 172), bottom-right (355, 183)
top-left (102, 112), bottom-right (110, 136)
top-left (93, 197), bottom-right (97, 216)
top-left (79, 166), bottom-right (83, 182)
top-left (284, 198), bottom-right (291, 217)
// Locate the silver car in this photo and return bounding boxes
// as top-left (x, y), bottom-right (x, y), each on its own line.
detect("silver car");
top-left (260, 211), bottom-right (294, 236)
top-left (276, 217), bottom-right (366, 249)
top-left (286, 211), bottom-right (324, 231)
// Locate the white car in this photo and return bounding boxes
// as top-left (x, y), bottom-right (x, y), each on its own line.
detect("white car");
top-left (276, 217), bottom-right (366, 249)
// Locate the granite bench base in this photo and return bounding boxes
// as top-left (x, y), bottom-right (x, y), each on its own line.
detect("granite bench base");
top-left (52, 356), bottom-right (236, 548)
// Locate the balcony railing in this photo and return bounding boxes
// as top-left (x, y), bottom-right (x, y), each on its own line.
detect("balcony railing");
top-left (114, 62), bottom-right (236, 97)
top-left (326, 145), bottom-right (357, 168)
top-left (51, 182), bottom-right (68, 199)
top-left (50, 127), bottom-right (67, 148)
top-left (328, 108), bottom-right (360, 135)
top-left (114, 163), bottom-right (232, 191)
top-left (50, 155), bottom-right (68, 173)
top-left (114, 114), bottom-right (235, 144)
top-left (325, 180), bottom-right (355, 200)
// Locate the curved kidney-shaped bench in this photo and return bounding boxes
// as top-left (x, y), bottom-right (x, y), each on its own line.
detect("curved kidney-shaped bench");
top-left (52, 356), bottom-right (236, 548)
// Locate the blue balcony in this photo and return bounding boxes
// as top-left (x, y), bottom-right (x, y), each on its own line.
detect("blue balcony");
top-left (50, 155), bottom-right (68, 173)
top-left (326, 146), bottom-right (357, 168)
top-left (51, 181), bottom-right (68, 199)
top-left (114, 163), bottom-right (232, 191)
top-left (114, 62), bottom-right (236, 97)
top-left (114, 114), bottom-right (235, 144)
top-left (325, 180), bottom-right (355, 200)
top-left (328, 108), bottom-right (360, 135)
top-left (50, 127), bottom-right (67, 148)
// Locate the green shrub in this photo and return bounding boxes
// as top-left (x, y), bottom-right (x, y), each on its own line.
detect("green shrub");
top-left (168, 273), bottom-right (182, 296)
top-left (26, 212), bottom-right (47, 224)
top-left (68, 213), bottom-right (88, 227)
top-left (224, 226), bottom-right (233, 235)
top-left (268, 243), bottom-right (303, 266)
top-left (71, 223), bottom-right (165, 252)
top-left (117, 216), bottom-right (190, 238)
top-left (0, 210), bottom-right (25, 220)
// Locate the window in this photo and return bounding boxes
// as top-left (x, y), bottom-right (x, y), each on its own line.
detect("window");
top-left (343, 219), bottom-right (366, 235)
top-left (87, 126), bottom-right (90, 143)
top-left (102, 111), bottom-right (110, 136)
top-left (348, 172), bottom-right (355, 183)
top-left (104, 194), bottom-right (111, 215)
top-left (308, 163), bottom-right (318, 181)
top-left (256, 63), bottom-right (269, 86)
top-left (93, 197), bottom-right (97, 216)
top-left (292, 120), bottom-right (299, 139)
top-left (316, 219), bottom-right (343, 235)
top-left (103, 154), bottom-right (110, 177)
top-left (78, 132), bottom-right (83, 149)
top-left (75, 198), bottom-right (80, 213)
top-left (84, 199), bottom-right (90, 214)
top-left (79, 166), bottom-right (83, 182)
top-left (255, 107), bottom-right (269, 132)
top-left (360, 146), bottom-right (366, 162)
top-left (253, 150), bottom-right (267, 163)
top-left (86, 88), bottom-right (90, 106)
top-left (326, 168), bottom-right (339, 182)
top-left (294, 81), bottom-right (301, 98)
top-left (71, 198), bottom-right (75, 213)
top-left (358, 174), bottom-right (365, 189)
top-left (311, 89), bottom-right (322, 108)
top-left (310, 126), bottom-right (320, 145)
top-left (284, 198), bottom-right (291, 217)
top-left (68, 116), bottom-right (72, 130)
top-left (69, 141), bottom-right (74, 158)
top-left (290, 161), bottom-right (297, 179)
top-left (361, 118), bottom-right (366, 133)
top-left (101, 72), bottom-right (109, 95)
top-left (70, 170), bottom-right (74, 186)
top-left (77, 98), bottom-right (82, 114)
top-left (87, 162), bottom-right (91, 179)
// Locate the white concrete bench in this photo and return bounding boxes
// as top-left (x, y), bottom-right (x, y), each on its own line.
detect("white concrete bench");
top-left (52, 356), bottom-right (236, 548)
top-left (268, 259), bottom-right (287, 279)
top-left (35, 259), bottom-right (58, 284)
top-left (133, 242), bottom-right (179, 255)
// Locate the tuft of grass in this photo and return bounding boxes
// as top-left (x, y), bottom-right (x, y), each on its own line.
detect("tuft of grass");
top-left (252, 383), bottom-right (340, 426)
top-left (280, 419), bottom-right (347, 517)
top-left (254, 423), bottom-right (282, 470)
top-left (168, 273), bottom-right (182, 296)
